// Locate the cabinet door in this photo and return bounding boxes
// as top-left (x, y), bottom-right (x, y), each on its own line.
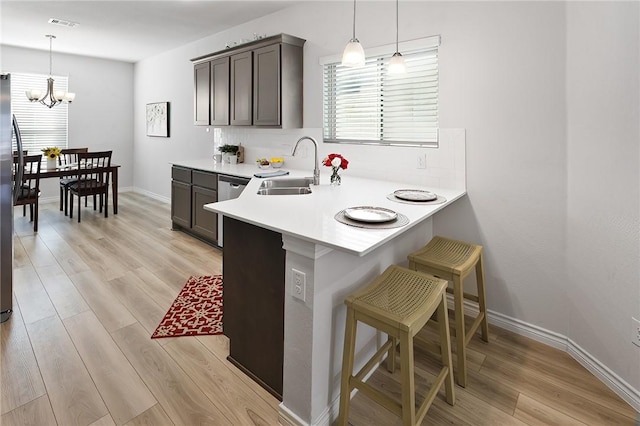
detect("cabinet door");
top-left (191, 186), bottom-right (217, 242)
top-left (194, 62), bottom-right (211, 126)
top-left (230, 51), bottom-right (253, 126)
top-left (210, 57), bottom-right (230, 126)
top-left (171, 180), bottom-right (191, 228)
top-left (253, 44), bottom-right (281, 126)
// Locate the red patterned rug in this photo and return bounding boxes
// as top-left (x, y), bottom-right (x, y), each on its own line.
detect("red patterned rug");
top-left (151, 275), bottom-right (223, 339)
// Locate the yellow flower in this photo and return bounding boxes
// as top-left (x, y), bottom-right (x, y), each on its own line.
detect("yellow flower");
top-left (41, 147), bottom-right (61, 159)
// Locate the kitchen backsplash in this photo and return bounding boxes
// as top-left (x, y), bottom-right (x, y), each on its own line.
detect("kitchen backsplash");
top-left (217, 127), bottom-right (466, 191)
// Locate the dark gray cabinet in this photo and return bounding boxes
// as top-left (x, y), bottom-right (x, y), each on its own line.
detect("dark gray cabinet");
top-left (230, 51), bottom-right (253, 126)
top-left (253, 44), bottom-right (280, 126)
top-left (191, 33), bottom-right (305, 129)
top-left (171, 167), bottom-right (191, 228)
top-left (171, 166), bottom-right (218, 245)
top-left (194, 57), bottom-right (230, 126)
top-left (211, 57), bottom-right (230, 126)
top-left (193, 62), bottom-right (210, 126)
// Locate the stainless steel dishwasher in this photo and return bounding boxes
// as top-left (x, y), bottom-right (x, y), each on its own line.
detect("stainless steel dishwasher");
top-left (217, 174), bottom-right (250, 247)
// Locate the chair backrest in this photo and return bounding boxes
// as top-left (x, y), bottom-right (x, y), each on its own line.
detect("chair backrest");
top-left (12, 155), bottom-right (41, 203)
top-left (58, 147), bottom-right (89, 167)
top-left (77, 151), bottom-right (113, 188)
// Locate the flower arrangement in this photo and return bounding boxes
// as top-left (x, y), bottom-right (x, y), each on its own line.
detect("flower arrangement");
top-left (322, 153), bottom-right (349, 185)
top-left (41, 147), bottom-right (61, 159)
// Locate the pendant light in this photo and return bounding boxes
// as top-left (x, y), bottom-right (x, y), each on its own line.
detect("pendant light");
top-left (25, 35), bottom-right (76, 108)
top-left (341, 0), bottom-right (365, 67)
top-left (388, 0), bottom-right (407, 74)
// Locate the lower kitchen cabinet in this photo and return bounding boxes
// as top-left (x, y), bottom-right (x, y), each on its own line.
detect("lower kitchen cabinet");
top-left (171, 166), bottom-right (218, 246)
top-left (222, 216), bottom-right (285, 400)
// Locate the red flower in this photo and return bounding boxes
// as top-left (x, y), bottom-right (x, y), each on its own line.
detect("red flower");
top-left (322, 153), bottom-right (349, 170)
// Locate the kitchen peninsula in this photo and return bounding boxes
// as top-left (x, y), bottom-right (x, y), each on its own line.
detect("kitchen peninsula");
top-left (194, 160), bottom-right (466, 425)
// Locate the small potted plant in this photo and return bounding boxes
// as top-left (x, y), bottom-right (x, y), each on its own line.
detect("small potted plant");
top-left (218, 144), bottom-right (239, 164)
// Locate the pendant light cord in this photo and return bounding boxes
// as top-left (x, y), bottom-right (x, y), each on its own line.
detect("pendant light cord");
top-left (395, 0), bottom-right (399, 52)
top-left (352, 0), bottom-right (357, 40)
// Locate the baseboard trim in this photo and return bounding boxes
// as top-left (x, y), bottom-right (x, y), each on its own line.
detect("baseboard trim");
top-left (278, 404), bottom-right (306, 426)
top-left (131, 187), bottom-right (170, 204)
top-left (449, 296), bottom-right (639, 412)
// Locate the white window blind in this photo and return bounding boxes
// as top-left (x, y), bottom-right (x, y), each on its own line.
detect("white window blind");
top-left (10, 72), bottom-right (69, 155)
top-left (323, 40), bottom-right (439, 147)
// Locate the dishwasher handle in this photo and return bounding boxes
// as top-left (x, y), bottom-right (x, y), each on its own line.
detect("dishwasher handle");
top-left (218, 174), bottom-right (250, 187)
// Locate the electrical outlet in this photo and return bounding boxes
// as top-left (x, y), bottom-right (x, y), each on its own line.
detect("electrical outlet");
top-left (292, 268), bottom-right (306, 302)
top-left (417, 154), bottom-right (427, 169)
top-left (633, 317), bottom-right (640, 348)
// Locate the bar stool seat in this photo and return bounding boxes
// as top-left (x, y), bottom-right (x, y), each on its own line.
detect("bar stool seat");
top-left (338, 265), bottom-right (455, 426)
top-left (408, 236), bottom-right (489, 388)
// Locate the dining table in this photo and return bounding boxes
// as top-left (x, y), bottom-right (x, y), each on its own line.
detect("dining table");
top-left (24, 163), bottom-right (121, 214)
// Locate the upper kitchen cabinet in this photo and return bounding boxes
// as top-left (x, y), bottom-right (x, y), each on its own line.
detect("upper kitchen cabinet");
top-left (191, 34), bottom-right (305, 129)
top-left (211, 57), bottom-right (230, 125)
top-left (230, 51), bottom-right (253, 126)
top-left (193, 62), bottom-right (211, 126)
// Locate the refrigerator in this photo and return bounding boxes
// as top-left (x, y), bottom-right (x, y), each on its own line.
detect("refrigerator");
top-left (1, 73), bottom-right (23, 323)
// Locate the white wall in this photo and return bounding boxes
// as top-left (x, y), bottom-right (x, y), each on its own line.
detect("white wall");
top-left (133, 0), bottom-right (639, 408)
top-left (0, 45), bottom-right (134, 198)
top-left (566, 1), bottom-right (640, 397)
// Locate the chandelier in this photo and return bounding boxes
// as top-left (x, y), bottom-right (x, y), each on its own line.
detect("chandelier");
top-left (25, 35), bottom-right (76, 108)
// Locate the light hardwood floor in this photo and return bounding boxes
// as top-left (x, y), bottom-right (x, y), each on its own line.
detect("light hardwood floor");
top-left (1, 193), bottom-right (637, 425)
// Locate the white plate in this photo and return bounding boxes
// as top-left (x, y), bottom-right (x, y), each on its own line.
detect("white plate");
top-left (344, 206), bottom-right (398, 223)
top-left (393, 189), bottom-right (437, 202)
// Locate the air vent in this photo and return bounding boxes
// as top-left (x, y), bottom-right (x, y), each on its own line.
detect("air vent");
top-left (48, 18), bottom-right (79, 28)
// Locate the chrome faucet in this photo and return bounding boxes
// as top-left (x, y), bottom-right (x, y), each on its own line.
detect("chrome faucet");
top-left (292, 136), bottom-right (320, 185)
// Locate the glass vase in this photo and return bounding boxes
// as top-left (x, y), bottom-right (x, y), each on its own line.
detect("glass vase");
top-left (330, 167), bottom-right (341, 186)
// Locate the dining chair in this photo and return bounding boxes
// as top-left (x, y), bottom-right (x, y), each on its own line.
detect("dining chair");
top-left (13, 155), bottom-right (42, 232)
top-left (68, 151), bottom-right (112, 223)
top-left (13, 150), bottom-right (29, 216)
top-left (58, 147), bottom-right (89, 215)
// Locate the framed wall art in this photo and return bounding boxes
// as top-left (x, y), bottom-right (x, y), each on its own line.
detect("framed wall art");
top-left (146, 102), bottom-right (170, 137)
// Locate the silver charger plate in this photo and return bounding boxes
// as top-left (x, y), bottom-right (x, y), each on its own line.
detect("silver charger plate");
top-left (344, 206), bottom-right (398, 223)
top-left (393, 189), bottom-right (437, 202)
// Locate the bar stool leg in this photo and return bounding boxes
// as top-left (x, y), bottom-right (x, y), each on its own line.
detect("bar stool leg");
top-left (437, 292), bottom-right (455, 405)
top-left (453, 275), bottom-right (467, 387)
top-left (387, 337), bottom-right (397, 373)
top-left (338, 307), bottom-right (357, 426)
top-left (476, 253), bottom-right (489, 342)
top-left (399, 331), bottom-right (416, 426)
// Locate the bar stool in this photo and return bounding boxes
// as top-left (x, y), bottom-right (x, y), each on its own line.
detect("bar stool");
top-left (408, 236), bottom-right (489, 388)
top-left (337, 265), bottom-right (455, 426)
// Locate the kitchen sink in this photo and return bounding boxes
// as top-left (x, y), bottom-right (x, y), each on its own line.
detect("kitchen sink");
top-left (257, 177), bottom-right (313, 195)
top-left (258, 177), bottom-right (314, 189)
top-left (257, 187), bottom-right (312, 195)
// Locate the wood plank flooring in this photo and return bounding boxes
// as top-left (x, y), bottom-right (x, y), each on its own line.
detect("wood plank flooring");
top-left (2, 192), bottom-right (637, 425)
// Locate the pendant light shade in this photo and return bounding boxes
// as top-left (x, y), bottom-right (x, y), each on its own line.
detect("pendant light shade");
top-left (342, 0), bottom-right (365, 67)
top-left (388, 0), bottom-right (407, 75)
top-left (26, 35), bottom-right (76, 108)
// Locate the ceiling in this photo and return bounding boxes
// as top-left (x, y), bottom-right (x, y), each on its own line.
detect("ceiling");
top-left (0, 1), bottom-right (298, 63)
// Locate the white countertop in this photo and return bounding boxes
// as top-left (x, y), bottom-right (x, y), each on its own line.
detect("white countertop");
top-left (172, 159), bottom-right (466, 256)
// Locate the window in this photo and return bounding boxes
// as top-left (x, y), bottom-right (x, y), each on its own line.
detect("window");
top-left (322, 36), bottom-right (440, 147)
top-left (10, 72), bottom-right (69, 154)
